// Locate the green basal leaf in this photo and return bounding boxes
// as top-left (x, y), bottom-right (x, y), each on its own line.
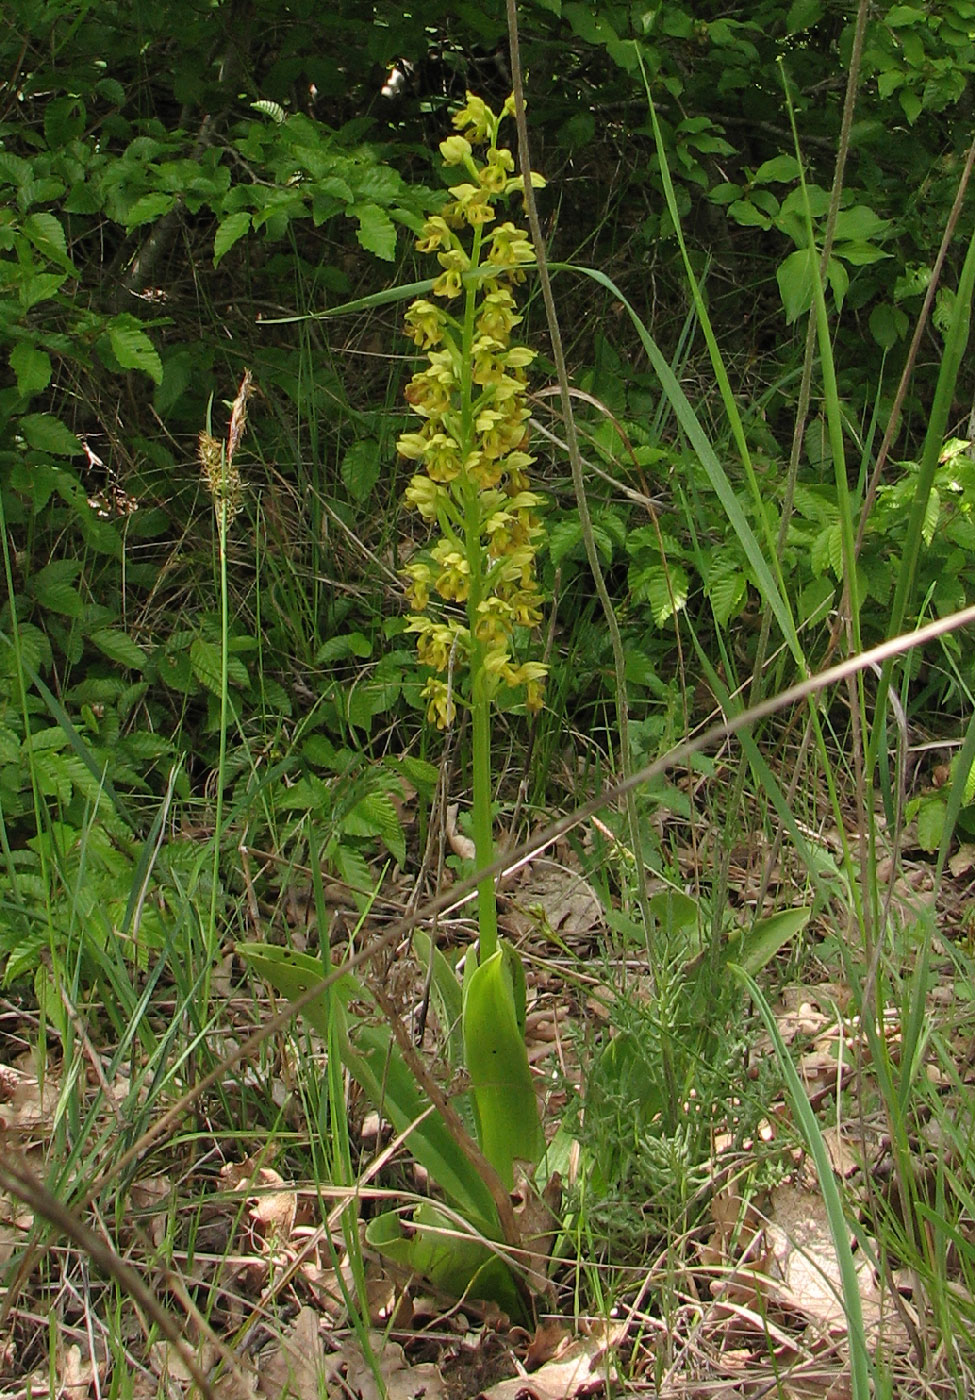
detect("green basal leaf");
top-left (238, 943), bottom-right (500, 1232)
top-left (463, 946), bottom-right (543, 1190)
top-left (365, 1204), bottom-right (526, 1320)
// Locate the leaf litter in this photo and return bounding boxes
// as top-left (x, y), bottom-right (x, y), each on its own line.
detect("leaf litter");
top-left (3, 834), bottom-right (975, 1399)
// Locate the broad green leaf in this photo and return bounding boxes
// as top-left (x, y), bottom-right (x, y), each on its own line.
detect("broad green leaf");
top-left (342, 791), bottom-right (405, 867)
top-left (317, 632), bottom-right (372, 664)
top-left (107, 319), bottom-right (163, 384)
top-left (353, 202), bottom-right (397, 261)
top-left (786, 0), bottom-right (824, 33)
top-left (463, 948), bottom-right (543, 1189)
top-left (777, 247), bottom-right (815, 324)
top-left (340, 437), bottom-right (381, 502)
top-left (547, 518), bottom-right (583, 566)
top-left (189, 637), bottom-right (222, 695)
top-left (366, 1205), bottom-right (525, 1318)
top-left (238, 943), bottom-right (499, 1230)
top-left (124, 193), bottom-right (175, 229)
top-left (752, 154), bottom-right (801, 184)
top-left (20, 271), bottom-right (67, 310)
top-left (214, 211), bottom-right (251, 266)
top-left (33, 580), bottom-right (83, 617)
top-left (706, 555), bottom-right (747, 627)
top-left (10, 342), bottom-right (52, 397)
top-left (90, 629), bottom-right (147, 671)
top-left (728, 199), bottom-right (772, 230)
top-left (23, 212), bottom-right (72, 267)
top-left (915, 795), bottom-right (946, 852)
top-left (19, 413), bottom-right (82, 456)
top-left (724, 907), bottom-right (810, 975)
top-left (648, 887), bottom-right (698, 933)
top-left (412, 930), bottom-right (466, 1074)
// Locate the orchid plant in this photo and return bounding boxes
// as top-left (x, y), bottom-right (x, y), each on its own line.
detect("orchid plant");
top-left (242, 94), bottom-right (551, 1316)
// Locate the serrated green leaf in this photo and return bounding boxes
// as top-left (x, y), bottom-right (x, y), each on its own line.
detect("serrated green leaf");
top-left (915, 795), bottom-right (945, 853)
top-left (214, 210), bottom-right (251, 266)
top-left (10, 342), bottom-right (52, 397)
top-left (342, 791), bottom-right (405, 866)
top-left (23, 212), bottom-right (72, 267)
top-left (19, 413), bottom-right (82, 456)
top-left (332, 842), bottom-right (374, 909)
top-left (341, 437), bottom-right (381, 503)
top-left (189, 636), bottom-right (223, 695)
top-left (124, 192), bottom-right (175, 229)
top-left (706, 559), bottom-right (747, 627)
top-left (107, 320), bottom-right (163, 384)
top-left (33, 580), bottom-right (83, 617)
top-left (317, 632), bottom-right (372, 664)
top-left (252, 99), bottom-right (286, 123)
top-left (89, 628), bottom-right (147, 671)
top-left (353, 202), bottom-right (397, 261)
top-left (547, 518), bottom-right (583, 567)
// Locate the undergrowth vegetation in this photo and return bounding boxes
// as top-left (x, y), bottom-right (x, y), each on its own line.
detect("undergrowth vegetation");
top-left (2, 2), bottom-right (975, 1397)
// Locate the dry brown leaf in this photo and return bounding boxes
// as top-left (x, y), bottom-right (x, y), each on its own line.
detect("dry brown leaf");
top-left (257, 1306), bottom-right (324, 1400)
top-left (820, 1127), bottom-right (860, 1180)
top-left (524, 1321), bottom-right (571, 1371)
top-left (59, 1342), bottom-right (93, 1400)
top-left (248, 1167), bottom-right (298, 1254)
top-left (479, 1325), bottom-right (623, 1400)
top-left (329, 1332), bottom-right (447, 1400)
top-left (511, 1168), bottom-right (561, 1297)
top-left (130, 1175), bottom-right (172, 1249)
top-left (949, 843), bottom-right (975, 878)
top-left (446, 802), bottom-right (477, 861)
top-left (763, 1184), bottom-right (879, 1331)
top-left (504, 860), bottom-right (604, 940)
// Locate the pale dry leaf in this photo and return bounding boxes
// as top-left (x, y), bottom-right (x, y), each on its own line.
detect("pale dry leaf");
top-left (446, 802), bottom-right (477, 861)
top-left (130, 1175), bottom-right (172, 1249)
top-left (511, 1167), bottom-right (561, 1297)
top-left (505, 861), bottom-right (604, 939)
top-left (257, 1305), bottom-right (323, 1400)
top-left (949, 843), bottom-right (975, 878)
top-left (59, 1342), bottom-right (92, 1400)
top-left (249, 1167), bottom-right (298, 1254)
top-left (332, 1332), bottom-right (447, 1400)
top-left (820, 1127), bottom-right (860, 1180)
top-left (480, 1325), bottom-right (623, 1400)
top-left (763, 1184), bottom-right (880, 1331)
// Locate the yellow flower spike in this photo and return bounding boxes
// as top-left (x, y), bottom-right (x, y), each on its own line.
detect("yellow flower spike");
top-left (400, 93), bottom-right (547, 746)
top-left (452, 92), bottom-right (494, 143)
top-left (423, 432), bottom-right (463, 482)
top-left (478, 147), bottom-right (515, 195)
top-left (404, 474), bottom-right (446, 521)
top-left (476, 288), bottom-right (521, 340)
top-left (440, 134), bottom-right (472, 165)
top-left (444, 183), bottom-right (496, 227)
top-left (415, 216), bottom-right (455, 253)
top-left (504, 171), bottom-right (547, 196)
top-left (404, 299), bottom-right (448, 349)
top-left (487, 223), bottom-right (535, 268)
top-left (403, 561), bottom-right (433, 610)
top-left (421, 677), bottom-right (458, 729)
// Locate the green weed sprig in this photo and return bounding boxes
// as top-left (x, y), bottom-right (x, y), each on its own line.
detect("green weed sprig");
top-left (399, 93), bottom-right (547, 963)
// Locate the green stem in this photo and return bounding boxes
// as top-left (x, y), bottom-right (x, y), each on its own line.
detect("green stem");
top-left (207, 493), bottom-right (230, 975)
top-left (470, 678), bottom-right (498, 963)
top-left (457, 219), bottom-right (498, 965)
